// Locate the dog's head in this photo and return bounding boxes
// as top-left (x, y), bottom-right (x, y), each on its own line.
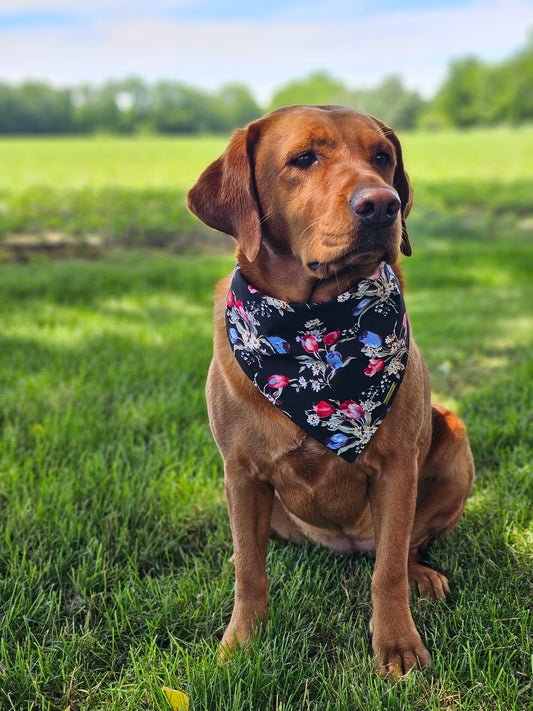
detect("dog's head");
top-left (187, 105), bottom-right (413, 296)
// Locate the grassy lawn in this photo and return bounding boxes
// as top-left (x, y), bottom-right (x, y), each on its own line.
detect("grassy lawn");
top-left (1, 127), bottom-right (532, 248)
top-left (1, 207), bottom-right (532, 709)
top-left (0, 135), bottom-right (227, 192)
top-left (1, 127), bottom-right (532, 192)
top-left (0, 126), bottom-right (532, 709)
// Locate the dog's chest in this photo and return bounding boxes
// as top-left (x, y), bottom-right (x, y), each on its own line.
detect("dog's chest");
top-left (267, 442), bottom-right (372, 530)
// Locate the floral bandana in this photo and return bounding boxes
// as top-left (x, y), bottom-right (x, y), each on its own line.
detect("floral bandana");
top-left (225, 262), bottom-right (410, 462)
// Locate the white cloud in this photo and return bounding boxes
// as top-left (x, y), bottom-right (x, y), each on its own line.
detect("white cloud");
top-left (0, 0), bottom-right (531, 102)
top-left (0, 0), bottom-right (189, 11)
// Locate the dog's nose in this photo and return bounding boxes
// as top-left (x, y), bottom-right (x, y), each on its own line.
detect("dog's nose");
top-left (350, 187), bottom-right (401, 227)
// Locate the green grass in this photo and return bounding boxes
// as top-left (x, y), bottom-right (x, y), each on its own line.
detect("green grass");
top-left (0, 135), bottom-right (227, 191)
top-left (0, 125), bottom-right (532, 708)
top-left (1, 127), bottom-right (532, 191)
top-left (0, 135), bottom-right (227, 246)
top-left (401, 125), bottom-right (533, 184)
top-left (1, 127), bottom-right (533, 244)
top-left (0, 201), bottom-right (532, 709)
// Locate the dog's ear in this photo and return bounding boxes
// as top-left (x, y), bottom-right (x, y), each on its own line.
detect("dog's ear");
top-left (372, 118), bottom-right (414, 257)
top-left (187, 126), bottom-right (262, 262)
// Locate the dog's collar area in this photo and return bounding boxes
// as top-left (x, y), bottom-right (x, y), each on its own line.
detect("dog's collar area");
top-left (235, 261), bottom-right (383, 308)
top-left (225, 262), bottom-right (410, 462)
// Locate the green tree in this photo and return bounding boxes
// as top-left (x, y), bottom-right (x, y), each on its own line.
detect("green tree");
top-left (211, 83), bottom-right (261, 131)
top-left (423, 35), bottom-right (533, 127)
top-left (346, 76), bottom-right (425, 129)
top-left (492, 39), bottom-right (533, 123)
top-left (151, 81), bottom-right (212, 133)
top-left (268, 71), bottom-right (351, 111)
top-left (112, 77), bottom-right (152, 133)
top-left (431, 57), bottom-right (486, 127)
top-left (0, 81), bottom-right (71, 133)
top-left (268, 72), bottom-right (425, 130)
top-left (0, 83), bottom-right (21, 133)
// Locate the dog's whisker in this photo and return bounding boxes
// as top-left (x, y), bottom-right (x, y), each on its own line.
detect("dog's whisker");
top-left (298, 221), bottom-right (322, 242)
top-left (259, 211), bottom-right (273, 225)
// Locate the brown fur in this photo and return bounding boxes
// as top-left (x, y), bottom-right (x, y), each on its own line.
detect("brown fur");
top-left (187, 105), bottom-right (474, 676)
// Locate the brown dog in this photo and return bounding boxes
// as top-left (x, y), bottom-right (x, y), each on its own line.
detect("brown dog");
top-left (187, 105), bottom-right (474, 676)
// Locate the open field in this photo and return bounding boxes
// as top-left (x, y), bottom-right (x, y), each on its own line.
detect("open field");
top-left (0, 127), bottom-right (532, 709)
top-left (1, 126), bottom-right (533, 250)
top-left (2, 126), bottom-right (533, 191)
top-left (1, 228), bottom-right (532, 710)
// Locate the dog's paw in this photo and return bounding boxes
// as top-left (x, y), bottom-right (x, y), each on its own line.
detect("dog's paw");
top-left (408, 562), bottom-right (450, 601)
top-left (218, 607), bottom-right (266, 663)
top-left (370, 617), bottom-right (432, 678)
top-left (372, 632), bottom-right (432, 678)
top-left (375, 647), bottom-right (432, 679)
top-left (218, 634), bottom-right (239, 663)
top-left (218, 627), bottom-right (252, 663)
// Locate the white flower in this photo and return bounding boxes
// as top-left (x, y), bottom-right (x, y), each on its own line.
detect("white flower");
top-left (361, 399), bottom-right (380, 412)
top-left (266, 296), bottom-right (289, 310)
top-left (311, 380), bottom-right (321, 392)
top-left (337, 292), bottom-right (351, 302)
top-left (298, 376), bottom-right (307, 388)
top-left (242, 331), bottom-right (261, 351)
top-left (359, 424), bottom-right (379, 443)
top-left (386, 359), bottom-right (404, 376)
top-left (304, 318), bottom-right (322, 329)
top-left (311, 362), bottom-right (322, 375)
top-left (362, 344), bottom-right (379, 357)
top-left (307, 413), bottom-right (320, 426)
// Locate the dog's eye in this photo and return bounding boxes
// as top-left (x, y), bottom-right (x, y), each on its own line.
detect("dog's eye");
top-left (289, 151), bottom-right (318, 169)
top-left (374, 152), bottom-right (391, 168)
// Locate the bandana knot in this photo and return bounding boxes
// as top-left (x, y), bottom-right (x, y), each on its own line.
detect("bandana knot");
top-left (225, 262), bottom-right (409, 462)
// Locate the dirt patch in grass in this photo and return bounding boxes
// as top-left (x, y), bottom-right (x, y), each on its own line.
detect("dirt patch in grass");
top-left (0, 229), bottom-right (234, 262)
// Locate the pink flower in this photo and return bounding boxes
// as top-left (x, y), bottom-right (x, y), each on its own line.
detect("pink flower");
top-left (300, 334), bottom-right (319, 352)
top-left (339, 400), bottom-right (364, 419)
top-left (226, 290), bottom-right (234, 308)
top-left (323, 330), bottom-right (341, 345)
top-left (235, 299), bottom-right (250, 323)
top-left (267, 374), bottom-right (290, 388)
top-left (364, 358), bottom-right (385, 376)
top-left (314, 401), bottom-right (336, 418)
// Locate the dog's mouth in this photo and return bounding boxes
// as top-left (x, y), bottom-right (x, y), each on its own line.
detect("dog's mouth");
top-left (307, 247), bottom-right (388, 279)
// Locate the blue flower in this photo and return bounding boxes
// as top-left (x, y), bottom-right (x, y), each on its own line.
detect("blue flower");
top-left (326, 351), bottom-right (343, 369)
top-left (228, 328), bottom-right (239, 344)
top-left (359, 330), bottom-right (382, 348)
top-left (353, 298), bottom-right (372, 316)
top-left (326, 432), bottom-right (349, 450)
top-left (267, 336), bottom-right (290, 354)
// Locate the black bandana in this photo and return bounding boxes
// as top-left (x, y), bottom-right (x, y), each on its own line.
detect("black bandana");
top-left (225, 262), bottom-right (409, 462)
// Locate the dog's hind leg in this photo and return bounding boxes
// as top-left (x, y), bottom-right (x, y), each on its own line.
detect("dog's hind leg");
top-left (270, 492), bottom-right (307, 543)
top-left (409, 404), bottom-right (475, 599)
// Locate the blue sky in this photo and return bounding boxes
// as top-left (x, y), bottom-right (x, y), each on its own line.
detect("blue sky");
top-left (0, 0), bottom-right (531, 102)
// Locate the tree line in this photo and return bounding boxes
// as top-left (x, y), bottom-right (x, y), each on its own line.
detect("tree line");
top-left (0, 37), bottom-right (531, 134)
top-left (0, 79), bottom-right (261, 135)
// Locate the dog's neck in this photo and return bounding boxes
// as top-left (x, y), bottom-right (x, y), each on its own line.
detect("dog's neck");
top-left (236, 244), bottom-right (404, 303)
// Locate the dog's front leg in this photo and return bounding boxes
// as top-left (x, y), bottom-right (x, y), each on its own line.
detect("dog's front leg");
top-left (368, 462), bottom-right (432, 677)
top-left (220, 464), bottom-right (274, 659)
